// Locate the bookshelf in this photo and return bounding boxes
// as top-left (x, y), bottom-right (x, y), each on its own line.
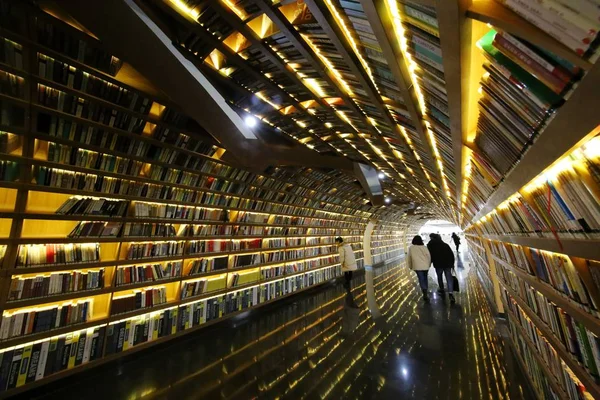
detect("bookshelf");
top-left (0, 4), bottom-right (411, 396)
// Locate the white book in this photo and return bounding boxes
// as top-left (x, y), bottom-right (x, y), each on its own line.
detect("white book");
top-left (82, 330), bottom-right (94, 364)
top-left (35, 341), bottom-right (50, 381)
top-left (127, 320), bottom-right (136, 349)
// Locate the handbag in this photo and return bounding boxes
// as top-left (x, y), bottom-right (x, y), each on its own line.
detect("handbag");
top-left (452, 268), bottom-right (460, 293)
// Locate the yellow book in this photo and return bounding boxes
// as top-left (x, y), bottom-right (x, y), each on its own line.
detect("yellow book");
top-left (123, 320), bottom-right (131, 351)
top-left (15, 344), bottom-right (32, 387)
top-left (152, 314), bottom-right (159, 340)
top-left (171, 308), bottom-right (178, 335)
top-left (184, 305), bottom-right (191, 330)
top-left (68, 331), bottom-right (79, 369)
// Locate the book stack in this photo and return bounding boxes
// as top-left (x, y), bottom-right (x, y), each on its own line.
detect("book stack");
top-left (8, 270), bottom-right (105, 301)
top-left (493, 0), bottom-right (600, 58)
top-left (0, 326), bottom-right (106, 391)
top-left (111, 287), bottom-right (167, 314)
top-left (46, 143), bottom-right (143, 176)
top-left (16, 243), bottom-right (100, 266)
top-left (115, 261), bottom-right (182, 286)
top-left (187, 257), bottom-right (228, 275)
top-left (235, 211), bottom-right (269, 224)
top-left (0, 300), bottom-right (93, 339)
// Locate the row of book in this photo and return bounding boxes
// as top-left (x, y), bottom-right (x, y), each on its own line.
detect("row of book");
top-left (488, 241), bottom-right (598, 313)
top-left (55, 197), bottom-right (128, 217)
top-left (35, 17), bottom-right (123, 76)
top-left (33, 129), bottom-right (366, 218)
top-left (0, 70), bottom-right (24, 99)
top-left (0, 37), bottom-right (23, 70)
top-left (37, 85), bottom-right (147, 134)
top-left (37, 54), bottom-right (152, 114)
top-left (508, 317), bottom-right (583, 400)
top-left (504, 291), bottom-right (592, 399)
top-left (472, 135), bottom-right (600, 239)
top-left (17, 243), bottom-right (100, 267)
top-left (181, 277), bottom-right (225, 300)
top-left (126, 241), bottom-right (185, 260)
top-left (187, 257), bottom-right (228, 274)
top-left (46, 143), bottom-right (145, 177)
top-left (493, 0), bottom-right (600, 58)
top-left (499, 265), bottom-right (600, 385)
top-left (473, 28), bottom-right (575, 179)
top-left (8, 270), bottom-right (105, 301)
top-left (105, 265), bottom-right (342, 356)
top-left (37, 113), bottom-right (218, 167)
top-left (35, 167), bottom-right (361, 229)
top-left (132, 202), bottom-right (224, 221)
top-left (0, 326), bottom-right (106, 392)
top-left (111, 287), bottom-right (168, 315)
top-left (114, 262), bottom-right (182, 286)
top-left (0, 300), bottom-right (92, 340)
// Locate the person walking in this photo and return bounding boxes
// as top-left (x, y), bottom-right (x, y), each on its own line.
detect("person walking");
top-left (336, 237), bottom-right (357, 287)
top-left (451, 232), bottom-right (461, 253)
top-left (406, 235), bottom-right (432, 302)
top-left (427, 233), bottom-right (456, 303)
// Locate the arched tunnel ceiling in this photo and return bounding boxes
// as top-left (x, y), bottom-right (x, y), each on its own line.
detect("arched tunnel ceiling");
top-left (57, 0), bottom-right (458, 222)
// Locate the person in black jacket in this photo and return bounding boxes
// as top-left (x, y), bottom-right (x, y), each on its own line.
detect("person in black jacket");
top-left (427, 233), bottom-right (456, 303)
top-left (451, 232), bottom-right (461, 253)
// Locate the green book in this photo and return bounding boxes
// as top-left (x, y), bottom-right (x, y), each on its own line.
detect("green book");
top-left (478, 29), bottom-right (562, 108)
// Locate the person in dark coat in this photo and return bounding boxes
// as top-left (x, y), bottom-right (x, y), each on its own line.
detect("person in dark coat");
top-left (451, 232), bottom-right (461, 253)
top-left (427, 233), bottom-right (456, 303)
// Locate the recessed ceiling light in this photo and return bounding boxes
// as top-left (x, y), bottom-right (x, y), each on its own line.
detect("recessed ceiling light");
top-left (378, 172), bottom-right (385, 179)
top-left (384, 197), bottom-right (391, 204)
top-left (245, 116), bottom-right (258, 128)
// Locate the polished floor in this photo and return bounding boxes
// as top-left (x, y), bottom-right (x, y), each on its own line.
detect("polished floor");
top-left (15, 250), bottom-right (534, 400)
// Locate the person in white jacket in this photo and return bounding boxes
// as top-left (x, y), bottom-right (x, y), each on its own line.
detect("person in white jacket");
top-left (406, 235), bottom-right (432, 302)
top-left (336, 236), bottom-right (357, 287)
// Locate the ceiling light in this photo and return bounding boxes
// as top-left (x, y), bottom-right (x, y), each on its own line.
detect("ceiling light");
top-left (244, 116), bottom-right (257, 128)
top-left (378, 172), bottom-right (385, 179)
top-left (384, 197), bottom-right (391, 204)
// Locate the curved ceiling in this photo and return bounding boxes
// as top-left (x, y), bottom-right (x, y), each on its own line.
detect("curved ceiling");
top-left (58, 0), bottom-right (458, 222)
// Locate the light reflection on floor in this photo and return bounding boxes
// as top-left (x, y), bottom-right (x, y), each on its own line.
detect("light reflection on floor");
top-left (16, 249), bottom-right (534, 400)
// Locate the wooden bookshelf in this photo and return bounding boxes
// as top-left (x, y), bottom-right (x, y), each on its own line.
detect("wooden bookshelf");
top-left (466, 0), bottom-right (593, 71)
top-left (502, 298), bottom-right (570, 400)
top-left (466, 234), bottom-right (600, 262)
top-left (468, 62), bottom-right (600, 226)
top-left (494, 255), bottom-right (600, 337)
top-left (0, 4), bottom-right (411, 396)
top-left (502, 283), bottom-right (600, 399)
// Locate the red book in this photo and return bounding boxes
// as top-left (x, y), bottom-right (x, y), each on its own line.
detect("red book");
top-left (46, 245), bottom-right (54, 264)
top-left (145, 266), bottom-right (153, 281)
top-left (493, 32), bottom-right (567, 94)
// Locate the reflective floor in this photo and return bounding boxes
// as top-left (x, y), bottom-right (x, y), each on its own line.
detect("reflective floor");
top-left (16, 251), bottom-right (534, 400)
